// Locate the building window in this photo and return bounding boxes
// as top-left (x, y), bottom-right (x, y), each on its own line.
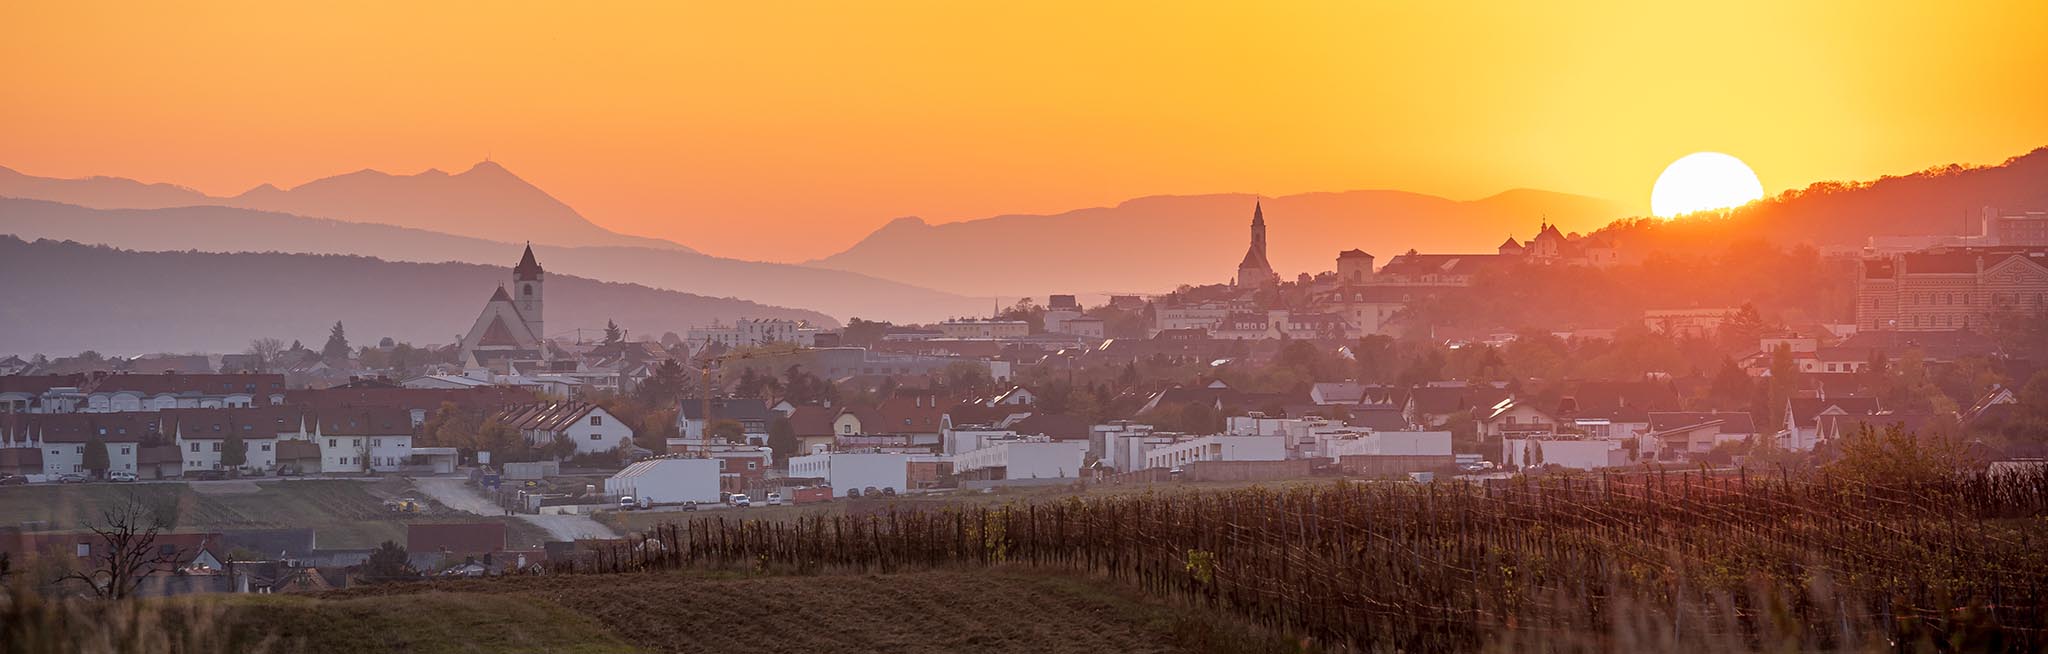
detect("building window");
top-left (328, 439), bottom-right (337, 448)
top-left (190, 443), bottom-right (200, 452)
top-left (590, 415), bottom-right (603, 426)
top-left (590, 433), bottom-right (602, 441)
top-left (75, 543), bottom-right (90, 557)
top-left (261, 443), bottom-right (271, 452)
top-left (747, 461), bottom-right (758, 470)
top-left (211, 442), bottom-right (222, 452)
top-left (121, 446), bottom-right (131, 455)
top-left (372, 439), bottom-right (381, 447)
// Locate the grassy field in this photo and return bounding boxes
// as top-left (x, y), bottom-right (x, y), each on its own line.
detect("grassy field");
top-left (0, 479), bottom-right (549, 549)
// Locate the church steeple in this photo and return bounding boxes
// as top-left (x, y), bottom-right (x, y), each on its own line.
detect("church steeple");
top-left (1236, 201), bottom-right (1276, 288)
top-left (509, 244), bottom-right (545, 347)
top-left (513, 242), bottom-right (544, 281)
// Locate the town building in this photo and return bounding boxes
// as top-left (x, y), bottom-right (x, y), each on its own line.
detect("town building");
top-left (1854, 247), bottom-right (2048, 332)
top-left (686, 318), bottom-right (818, 350)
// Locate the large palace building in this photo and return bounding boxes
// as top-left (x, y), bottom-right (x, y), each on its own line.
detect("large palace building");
top-left (1855, 246), bottom-right (2048, 332)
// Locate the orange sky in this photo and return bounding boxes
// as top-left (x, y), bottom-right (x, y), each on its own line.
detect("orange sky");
top-left (4, 2), bottom-right (2046, 262)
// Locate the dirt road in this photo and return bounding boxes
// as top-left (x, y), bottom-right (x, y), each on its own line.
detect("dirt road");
top-left (410, 476), bottom-right (618, 541)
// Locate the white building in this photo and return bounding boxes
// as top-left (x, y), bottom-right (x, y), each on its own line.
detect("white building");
top-left (492, 402), bottom-right (635, 456)
top-left (953, 438), bottom-right (1088, 480)
top-left (308, 409), bottom-right (416, 473)
top-left (786, 451), bottom-right (913, 497)
top-left (1143, 435), bottom-right (1287, 470)
top-left (605, 457), bottom-right (722, 504)
top-left (687, 318), bottom-right (818, 350)
top-left (1325, 431), bottom-right (1452, 458)
top-left (1090, 422), bottom-right (1180, 473)
top-left (1502, 438), bottom-right (1628, 470)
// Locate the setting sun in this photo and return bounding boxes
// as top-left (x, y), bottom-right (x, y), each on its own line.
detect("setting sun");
top-left (1650, 152), bottom-right (1766, 217)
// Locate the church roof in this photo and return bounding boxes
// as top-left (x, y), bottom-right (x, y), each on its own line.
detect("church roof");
top-left (489, 286), bottom-right (512, 302)
top-left (1252, 201), bottom-right (1264, 226)
top-left (478, 316), bottom-right (522, 347)
top-left (513, 244), bottom-right (544, 281)
top-left (1498, 237), bottom-right (1524, 251)
top-left (1338, 249), bottom-right (1372, 259)
top-left (1238, 245), bottom-right (1271, 271)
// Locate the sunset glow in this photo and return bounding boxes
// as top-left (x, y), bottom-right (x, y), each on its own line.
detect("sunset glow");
top-left (3, 2), bottom-right (2046, 260)
top-left (1650, 152), bottom-right (1766, 217)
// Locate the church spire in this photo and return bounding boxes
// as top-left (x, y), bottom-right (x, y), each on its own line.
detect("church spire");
top-left (513, 242), bottom-right (544, 281)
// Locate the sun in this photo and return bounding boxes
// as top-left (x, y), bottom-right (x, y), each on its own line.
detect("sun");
top-left (1650, 152), bottom-right (1765, 217)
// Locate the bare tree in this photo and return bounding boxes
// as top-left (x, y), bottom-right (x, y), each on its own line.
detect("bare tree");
top-left (57, 495), bottom-right (183, 600)
top-left (246, 337), bottom-right (287, 373)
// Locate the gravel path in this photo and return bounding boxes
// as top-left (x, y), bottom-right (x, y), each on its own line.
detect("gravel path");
top-left (410, 476), bottom-right (619, 541)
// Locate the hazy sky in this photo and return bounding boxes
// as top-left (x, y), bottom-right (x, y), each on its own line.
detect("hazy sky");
top-left (4, 2), bottom-right (2045, 262)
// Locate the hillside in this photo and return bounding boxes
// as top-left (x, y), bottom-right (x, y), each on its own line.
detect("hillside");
top-left (0, 236), bottom-right (834, 355)
top-left (0, 199), bottom-right (986, 324)
top-left (810, 188), bottom-right (1629, 297)
top-left (0, 161), bottom-right (682, 250)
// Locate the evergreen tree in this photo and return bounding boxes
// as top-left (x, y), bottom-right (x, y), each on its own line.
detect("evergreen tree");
top-left (82, 435), bottom-right (111, 478)
top-left (322, 321), bottom-right (351, 360)
top-left (767, 416), bottom-right (799, 462)
top-left (221, 432), bottom-right (247, 470)
top-left (362, 540), bottom-right (417, 582)
top-left (604, 319), bottom-right (623, 345)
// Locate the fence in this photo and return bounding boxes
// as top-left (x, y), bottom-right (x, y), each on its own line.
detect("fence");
top-left (549, 467), bottom-right (2048, 651)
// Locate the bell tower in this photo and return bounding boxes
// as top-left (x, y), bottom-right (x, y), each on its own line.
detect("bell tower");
top-left (512, 243), bottom-right (545, 341)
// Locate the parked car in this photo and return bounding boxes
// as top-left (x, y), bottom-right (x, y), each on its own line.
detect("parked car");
top-left (57, 473), bottom-right (87, 484)
top-left (730, 493), bottom-right (752, 507)
top-left (108, 471), bottom-right (137, 482)
top-left (682, 500), bottom-right (699, 512)
top-left (617, 496), bottom-right (637, 511)
top-left (880, 487), bottom-right (897, 497)
top-left (276, 465), bottom-right (301, 477)
top-left (191, 470), bottom-right (227, 481)
top-left (0, 475), bottom-right (26, 486)
top-left (846, 487), bottom-right (863, 499)
top-left (766, 492), bottom-right (784, 506)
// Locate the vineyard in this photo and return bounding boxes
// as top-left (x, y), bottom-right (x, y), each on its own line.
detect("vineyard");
top-left (559, 468), bottom-right (2048, 652)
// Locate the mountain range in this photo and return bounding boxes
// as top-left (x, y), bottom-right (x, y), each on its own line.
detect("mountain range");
top-left (0, 198), bottom-right (986, 323)
top-left (0, 161), bottom-right (676, 250)
top-left (0, 236), bottom-right (834, 356)
top-left (809, 189), bottom-right (1630, 297)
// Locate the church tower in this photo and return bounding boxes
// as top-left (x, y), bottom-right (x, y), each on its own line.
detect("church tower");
top-left (1235, 202), bottom-right (1277, 288)
top-left (512, 243), bottom-right (545, 341)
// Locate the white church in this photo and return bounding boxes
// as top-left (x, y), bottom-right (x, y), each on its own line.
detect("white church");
top-left (459, 245), bottom-right (552, 371)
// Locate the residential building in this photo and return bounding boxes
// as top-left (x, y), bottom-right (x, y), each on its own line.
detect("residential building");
top-left (687, 318), bottom-right (818, 349)
top-left (492, 402), bottom-right (635, 455)
top-left (936, 319), bottom-right (1030, 340)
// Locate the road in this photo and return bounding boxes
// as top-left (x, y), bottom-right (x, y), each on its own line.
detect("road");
top-left (409, 476), bottom-right (619, 542)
